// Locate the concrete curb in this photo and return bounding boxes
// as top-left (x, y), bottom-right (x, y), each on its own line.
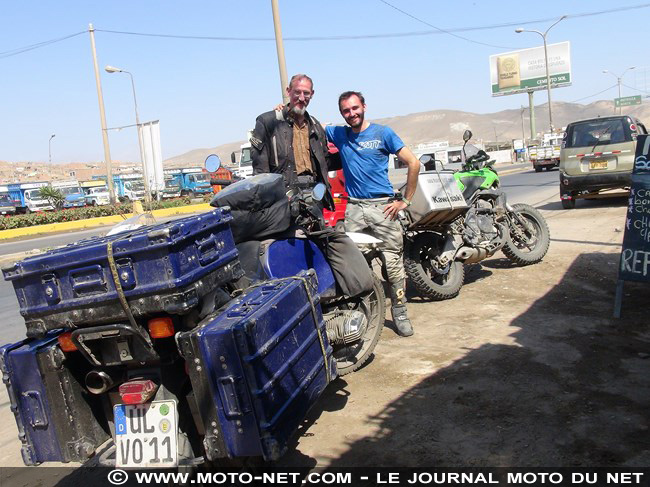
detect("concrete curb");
top-left (0, 203), bottom-right (212, 240)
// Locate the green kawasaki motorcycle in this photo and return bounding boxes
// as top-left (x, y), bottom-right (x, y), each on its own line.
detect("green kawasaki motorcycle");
top-left (401, 130), bottom-right (550, 300)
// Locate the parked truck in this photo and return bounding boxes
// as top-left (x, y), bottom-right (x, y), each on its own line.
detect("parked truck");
top-left (161, 173), bottom-right (182, 199)
top-left (107, 174), bottom-right (146, 202)
top-left (80, 180), bottom-right (110, 206)
top-left (529, 133), bottom-right (563, 172)
top-left (0, 185), bottom-right (17, 216)
top-left (7, 182), bottom-right (53, 213)
top-left (51, 180), bottom-right (86, 209)
top-left (167, 168), bottom-right (213, 197)
top-left (231, 129), bottom-right (254, 179)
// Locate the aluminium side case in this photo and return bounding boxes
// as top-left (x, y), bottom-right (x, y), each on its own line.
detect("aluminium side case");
top-left (401, 170), bottom-right (468, 227)
top-left (0, 334), bottom-right (109, 465)
top-left (2, 209), bottom-right (243, 338)
top-left (177, 270), bottom-right (337, 462)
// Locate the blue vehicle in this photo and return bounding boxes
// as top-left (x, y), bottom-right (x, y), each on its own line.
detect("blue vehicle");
top-left (51, 180), bottom-right (86, 209)
top-left (0, 159), bottom-right (384, 469)
top-left (7, 182), bottom-right (53, 213)
top-left (167, 167), bottom-right (212, 198)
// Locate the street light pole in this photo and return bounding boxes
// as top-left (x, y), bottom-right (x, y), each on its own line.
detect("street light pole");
top-left (105, 65), bottom-right (151, 204)
top-left (48, 134), bottom-right (56, 163)
top-left (603, 67), bottom-right (636, 114)
top-left (516, 15), bottom-right (567, 133)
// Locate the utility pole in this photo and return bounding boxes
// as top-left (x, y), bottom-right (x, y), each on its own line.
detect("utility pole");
top-left (271, 0), bottom-right (289, 105)
top-left (88, 23), bottom-right (116, 204)
top-left (528, 91), bottom-right (536, 141)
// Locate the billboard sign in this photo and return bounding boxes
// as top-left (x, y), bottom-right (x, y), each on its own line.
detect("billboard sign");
top-left (489, 42), bottom-right (571, 97)
top-left (615, 95), bottom-right (642, 108)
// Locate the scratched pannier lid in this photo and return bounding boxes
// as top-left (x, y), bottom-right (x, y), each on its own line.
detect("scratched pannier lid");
top-left (2, 209), bottom-right (243, 337)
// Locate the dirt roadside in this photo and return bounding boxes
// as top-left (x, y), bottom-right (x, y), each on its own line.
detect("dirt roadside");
top-left (277, 196), bottom-right (649, 468)
top-left (0, 196), bottom-right (647, 472)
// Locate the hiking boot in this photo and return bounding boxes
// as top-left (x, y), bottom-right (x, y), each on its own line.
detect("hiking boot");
top-left (391, 304), bottom-right (414, 337)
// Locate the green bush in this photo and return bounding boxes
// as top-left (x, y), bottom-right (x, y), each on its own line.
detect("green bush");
top-left (0, 196), bottom-right (209, 231)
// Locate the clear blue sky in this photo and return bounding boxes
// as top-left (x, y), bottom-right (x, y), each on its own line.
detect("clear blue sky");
top-left (1, 0), bottom-right (648, 163)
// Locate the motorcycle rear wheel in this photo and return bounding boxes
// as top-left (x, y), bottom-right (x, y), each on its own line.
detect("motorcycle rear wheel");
top-left (404, 232), bottom-right (465, 300)
top-left (502, 203), bottom-right (550, 265)
top-left (333, 274), bottom-right (385, 376)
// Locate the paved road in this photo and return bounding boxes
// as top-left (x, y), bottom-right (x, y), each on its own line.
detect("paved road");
top-left (0, 168), bottom-right (560, 345)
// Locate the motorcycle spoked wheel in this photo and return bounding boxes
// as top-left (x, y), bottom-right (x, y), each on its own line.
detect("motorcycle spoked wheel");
top-left (332, 274), bottom-right (386, 376)
top-left (404, 232), bottom-right (465, 301)
top-left (502, 203), bottom-right (550, 265)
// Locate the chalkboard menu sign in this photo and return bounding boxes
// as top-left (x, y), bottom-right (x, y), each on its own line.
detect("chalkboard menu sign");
top-left (614, 134), bottom-right (650, 316)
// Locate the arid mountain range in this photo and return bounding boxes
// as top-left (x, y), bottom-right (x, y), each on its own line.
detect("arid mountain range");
top-left (164, 100), bottom-right (649, 167)
top-left (1, 100), bottom-right (647, 179)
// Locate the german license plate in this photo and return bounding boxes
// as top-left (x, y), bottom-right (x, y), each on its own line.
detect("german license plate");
top-left (114, 400), bottom-right (178, 468)
top-left (590, 160), bottom-right (608, 169)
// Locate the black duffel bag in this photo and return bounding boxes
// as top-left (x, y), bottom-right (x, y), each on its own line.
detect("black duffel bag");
top-left (210, 174), bottom-right (291, 243)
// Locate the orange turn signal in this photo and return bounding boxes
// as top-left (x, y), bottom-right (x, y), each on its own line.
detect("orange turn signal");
top-left (148, 317), bottom-right (175, 339)
top-left (57, 332), bottom-right (78, 352)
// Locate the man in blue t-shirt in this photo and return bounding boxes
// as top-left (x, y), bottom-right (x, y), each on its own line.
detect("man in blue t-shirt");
top-left (326, 91), bottom-right (420, 337)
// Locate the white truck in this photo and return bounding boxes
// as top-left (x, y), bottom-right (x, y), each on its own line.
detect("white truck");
top-left (231, 130), bottom-right (254, 179)
top-left (529, 133), bottom-right (563, 172)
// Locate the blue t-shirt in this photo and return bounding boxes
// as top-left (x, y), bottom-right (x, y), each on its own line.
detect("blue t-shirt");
top-left (326, 123), bottom-right (404, 199)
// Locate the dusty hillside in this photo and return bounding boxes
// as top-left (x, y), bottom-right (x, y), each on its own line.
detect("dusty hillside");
top-left (166, 100), bottom-right (650, 165)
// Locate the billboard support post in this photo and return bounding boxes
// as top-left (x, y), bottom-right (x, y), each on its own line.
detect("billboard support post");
top-left (528, 91), bottom-right (536, 140)
top-left (515, 16), bottom-right (567, 133)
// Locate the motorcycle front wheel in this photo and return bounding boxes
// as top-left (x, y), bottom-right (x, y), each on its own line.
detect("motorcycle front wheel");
top-left (333, 274), bottom-right (385, 376)
top-left (502, 203), bottom-right (550, 265)
top-left (404, 232), bottom-right (465, 301)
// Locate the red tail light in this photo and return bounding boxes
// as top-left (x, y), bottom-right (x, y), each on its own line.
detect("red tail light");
top-left (58, 332), bottom-right (78, 352)
top-left (118, 379), bottom-right (158, 405)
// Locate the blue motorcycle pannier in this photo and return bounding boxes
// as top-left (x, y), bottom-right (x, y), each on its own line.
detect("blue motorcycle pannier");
top-left (177, 270), bottom-right (336, 462)
top-left (2, 209), bottom-right (243, 338)
top-left (0, 333), bottom-right (109, 465)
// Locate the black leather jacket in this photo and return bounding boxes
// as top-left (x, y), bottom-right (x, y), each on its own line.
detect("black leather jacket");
top-left (250, 107), bottom-right (341, 210)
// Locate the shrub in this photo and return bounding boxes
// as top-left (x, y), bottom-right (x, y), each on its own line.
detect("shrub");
top-left (0, 196), bottom-right (208, 231)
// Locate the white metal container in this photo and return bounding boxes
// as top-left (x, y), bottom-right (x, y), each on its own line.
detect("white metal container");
top-left (401, 170), bottom-right (468, 226)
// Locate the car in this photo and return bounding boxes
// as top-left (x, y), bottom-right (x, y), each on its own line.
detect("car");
top-left (559, 115), bottom-right (648, 209)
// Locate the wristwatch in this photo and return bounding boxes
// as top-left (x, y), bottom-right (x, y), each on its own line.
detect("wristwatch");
top-left (402, 197), bottom-right (412, 207)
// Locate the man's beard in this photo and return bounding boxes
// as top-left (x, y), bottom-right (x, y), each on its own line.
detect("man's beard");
top-left (289, 104), bottom-right (306, 116)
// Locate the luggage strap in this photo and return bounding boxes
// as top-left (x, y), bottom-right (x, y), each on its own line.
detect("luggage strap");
top-left (246, 273), bottom-right (331, 383)
top-left (106, 241), bottom-right (152, 346)
top-left (293, 274), bottom-right (331, 384)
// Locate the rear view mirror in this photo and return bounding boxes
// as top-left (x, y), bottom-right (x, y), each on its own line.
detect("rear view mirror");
top-left (463, 130), bottom-right (473, 142)
top-left (205, 154), bottom-right (221, 172)
top-left (312, 183), bottom-right (326, 202)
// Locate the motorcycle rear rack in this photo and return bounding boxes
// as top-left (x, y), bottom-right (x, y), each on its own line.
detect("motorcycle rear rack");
top-left (71, 323), bottom-right (158, 367)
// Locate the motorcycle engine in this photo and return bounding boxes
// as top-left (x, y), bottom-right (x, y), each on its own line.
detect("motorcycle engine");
top-left (462, 201), bottom-right (498, 247)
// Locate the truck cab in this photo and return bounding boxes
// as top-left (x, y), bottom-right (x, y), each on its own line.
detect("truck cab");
top-left (161, 171), bottom-right (182, 199)
top-left (113, 174), bottom-right (146, 202)
top-left (81, 181), bottom-right (110, 206)
top-left (173, 168), bottom-right (213, 198)
top-left (231, 130), bottom-right (254, 179)
top-left (52, 181), bottom-right (86, 209)
top-left (0, 186), bottom-right (17, 216)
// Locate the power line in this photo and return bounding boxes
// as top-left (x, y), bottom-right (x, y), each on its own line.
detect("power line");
top-left (3, 2), bottom-right (650, 59)
top-left (621, 82), bottom-right (650, 96)
top-left (378, 0), bottom-right (519, 49)
top-left (570, 84), bottom-right (618, 103)
top-left (0, 31), bottom-right (86, 59)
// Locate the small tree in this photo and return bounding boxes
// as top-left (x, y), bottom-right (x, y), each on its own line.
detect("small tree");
top-left (39, 186), bottom-right (65, 211)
